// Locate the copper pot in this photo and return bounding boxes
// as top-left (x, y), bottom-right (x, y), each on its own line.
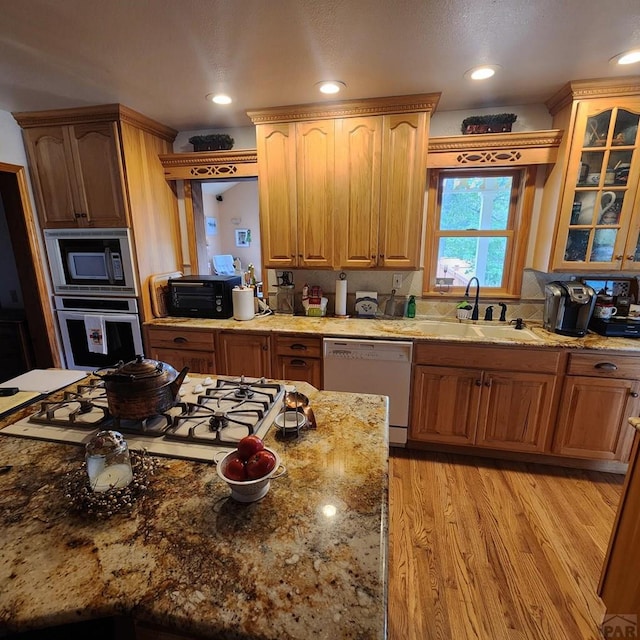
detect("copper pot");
top-left (94, 355), bottom-right (189, 420)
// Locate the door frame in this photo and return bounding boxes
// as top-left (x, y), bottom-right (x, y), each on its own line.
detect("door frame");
top-left (0, 162), bottom-right (61, 367)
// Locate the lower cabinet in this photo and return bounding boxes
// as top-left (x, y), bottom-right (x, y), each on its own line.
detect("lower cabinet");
top-left (217, 331), bottom-right (271, 378)
top-left (410, 343), bottom-right (561, 453)
top-left (552, 352), bottom-right (640, 462)
top-left (272, 335), bottom-right (322, 388)
top-left (146, 327), bottom-right (215, 374)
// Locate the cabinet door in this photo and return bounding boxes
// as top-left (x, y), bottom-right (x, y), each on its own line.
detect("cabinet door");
top-left (256, 123), bottom-right (298, 268)
top-left (296, 120), bottom-right (335, 268)
top-left (69, 122), bottom-right (128, 227)
top-left (24, 126), bottom-right (78, 227)
top-left (553, 375), bottom-right (639, 461)
top-left (476, 371), bottom-right (556, 453)
top-left (274, 355), bottom-right (322, 388)
top-left (150, 347), bottom-right (215, 375)
top-left (553, 99), bottom-right (640, 271)
top-left (379, 112), bottom-right (428, 269)
top-left (334, 117), bottom-right (382, 268)
top-left (409, 365), bottom-right (481, 445)
top-left (217, 332), bottom-right (271, 378)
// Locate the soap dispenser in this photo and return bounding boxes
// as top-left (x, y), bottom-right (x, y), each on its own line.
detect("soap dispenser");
top-left (407, 296), bottom-right (416, 318)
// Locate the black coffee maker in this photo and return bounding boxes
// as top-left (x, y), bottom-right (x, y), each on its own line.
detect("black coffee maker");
top-left (543, 281), bottom-right (596, 337)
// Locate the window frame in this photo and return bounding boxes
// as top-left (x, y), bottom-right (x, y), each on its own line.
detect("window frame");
top-left (422, 165), bottom-right (537, 299)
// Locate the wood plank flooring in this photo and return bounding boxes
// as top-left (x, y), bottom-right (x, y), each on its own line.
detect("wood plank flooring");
top-left (388, 450), bottom-right (624, 640)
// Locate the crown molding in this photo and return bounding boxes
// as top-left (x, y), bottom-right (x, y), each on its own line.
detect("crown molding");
top-left (546, 76), bottom-right (640, 115)
top-left (247, 93), bottom-right (441, 124)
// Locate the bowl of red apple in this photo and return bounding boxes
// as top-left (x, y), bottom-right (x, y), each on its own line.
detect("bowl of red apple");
top-left (216, 435), bottom-right (283, 502)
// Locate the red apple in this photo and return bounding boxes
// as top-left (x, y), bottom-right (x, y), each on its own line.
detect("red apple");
top-left (224, 453), bottom-right (247, 481)
top-left (245, 450), bottom-right (277, 480)
top-left (237, 435), bottom-right (264, 462)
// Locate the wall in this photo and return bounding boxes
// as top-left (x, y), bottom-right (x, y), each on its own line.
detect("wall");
top-left (202, 181), bottom-right (262, 280)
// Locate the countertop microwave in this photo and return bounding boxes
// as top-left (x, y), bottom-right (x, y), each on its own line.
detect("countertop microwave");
top-left (44, 228), bottom-right (137, 296)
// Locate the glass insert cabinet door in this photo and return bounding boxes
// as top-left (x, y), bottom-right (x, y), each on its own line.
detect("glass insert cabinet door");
top-left (556, 102), bottom-right (640, 271)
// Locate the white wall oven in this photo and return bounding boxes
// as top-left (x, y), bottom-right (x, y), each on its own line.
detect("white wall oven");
top-left (54, 296), bottom-right (143, 370)
top-left (44, 228), bottom-right (137, 296)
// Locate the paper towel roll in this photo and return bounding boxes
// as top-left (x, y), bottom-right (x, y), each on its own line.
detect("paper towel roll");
top-left (232, 287), bottom-right (255, 321)
top-left (335, 279), bottom-right (347, 316)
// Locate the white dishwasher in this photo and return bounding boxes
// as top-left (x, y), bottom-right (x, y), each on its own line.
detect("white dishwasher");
top-left (322, 338), bottom-right (413, 446)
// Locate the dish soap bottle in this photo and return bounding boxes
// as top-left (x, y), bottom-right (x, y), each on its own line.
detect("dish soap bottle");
top-left (407, 295), bottom-right (416, 318)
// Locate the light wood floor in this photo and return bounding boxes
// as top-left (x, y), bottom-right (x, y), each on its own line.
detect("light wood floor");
top-left (388, 450), bottom-right (624, 640)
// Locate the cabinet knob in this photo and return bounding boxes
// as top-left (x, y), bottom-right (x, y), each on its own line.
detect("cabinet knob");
top-left (615, 255), bottom-right (623, 260)
top-left (475, 380), bottom-right (482, 386)
top-left (595, 362), bottom-right (618, 372)
top-left (631, 392), bottom-right (639, 398)
top-left (627, 256), bottom-right (635, 261)
top-left (484, 380), bottom-right (492, 388)
top-left (262, 344), bottom-right (268, 351)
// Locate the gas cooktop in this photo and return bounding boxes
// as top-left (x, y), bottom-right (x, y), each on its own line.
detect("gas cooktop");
top-left (1, 375), bottom-right (286, 463)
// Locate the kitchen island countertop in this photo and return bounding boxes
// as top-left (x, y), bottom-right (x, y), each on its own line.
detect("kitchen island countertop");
top-left (0, 382), bottom-right (388, 639)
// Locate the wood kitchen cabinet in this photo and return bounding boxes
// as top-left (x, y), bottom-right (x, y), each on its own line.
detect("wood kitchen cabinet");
top-left (272, 334), bottom-right (322, 388)
top-left (552, 352), bottom-right (639, 462)
top-left (216, 331), bottom-right (271, 378)
top-left (410, 343), bottom-right (561, 453)
top-left (534, 77), bottom-right (640, 271)
top-left (14, 105), bottom-right (183, 323)
top-left (20, 121), bottom-right (127, 228)
top-left (146, 326), bottom-right (215, 374)
top-left (249, 94), bottom-right (439, 270)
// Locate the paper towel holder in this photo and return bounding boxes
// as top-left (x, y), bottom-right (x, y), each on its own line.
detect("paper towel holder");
top-left (335, 272), bottom-right (349, 319)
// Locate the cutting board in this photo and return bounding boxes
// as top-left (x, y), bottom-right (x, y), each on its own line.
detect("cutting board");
top-left (0, 391), bottom-right (42, 419)
top-left (149, 271), bottom-right (182, 317)
top-left (0, 369), bottom-right (89, 393)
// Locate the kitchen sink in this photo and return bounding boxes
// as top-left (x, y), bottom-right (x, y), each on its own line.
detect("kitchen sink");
top-left (411, 320), bottom-right (544, 342)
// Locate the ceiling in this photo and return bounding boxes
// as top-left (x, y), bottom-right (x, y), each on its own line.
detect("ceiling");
top-left (1, 0), bottom-right (639, 132)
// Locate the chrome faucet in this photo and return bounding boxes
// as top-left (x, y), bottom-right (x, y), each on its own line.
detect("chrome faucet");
top-left (464, 277), bottom-right (480, 321)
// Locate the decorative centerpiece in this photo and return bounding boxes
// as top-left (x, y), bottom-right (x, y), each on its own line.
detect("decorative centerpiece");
top-left (188, 134), bottom-right (234, 152)
top-left (461, 113), bottom-right (517, 134)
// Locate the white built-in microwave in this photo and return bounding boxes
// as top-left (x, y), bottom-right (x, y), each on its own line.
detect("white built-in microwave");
top-left (44, 228), bottom-right (137, 296)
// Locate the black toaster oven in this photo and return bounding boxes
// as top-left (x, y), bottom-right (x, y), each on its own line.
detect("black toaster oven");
top-left (168, 275), bottom-right (241, 318)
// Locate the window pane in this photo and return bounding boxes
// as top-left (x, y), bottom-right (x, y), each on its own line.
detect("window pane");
top-left (440, 176), bottom-right (512, 231)
top-left (437, 237), bottom-right (506, 287)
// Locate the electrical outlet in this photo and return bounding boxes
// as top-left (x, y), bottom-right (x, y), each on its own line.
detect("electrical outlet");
top-left (392, 273), bottom-right (403, 289)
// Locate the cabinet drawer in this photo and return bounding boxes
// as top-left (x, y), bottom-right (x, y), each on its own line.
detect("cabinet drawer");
top-left (275, 335), bottom-right (322, 357)
top-left (567, 352), bottom-right (640, 379)
top-left (414, 342), bottom-right (562, 374)
top-left (147, 327), bottom-right (215, 351)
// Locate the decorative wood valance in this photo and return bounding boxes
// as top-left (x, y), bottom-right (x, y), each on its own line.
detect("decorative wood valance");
top-left (159, 150), bottom-right (258, 180)
top-left (427, 129), bottom-right (563, 168)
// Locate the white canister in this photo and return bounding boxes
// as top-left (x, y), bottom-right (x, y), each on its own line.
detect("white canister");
top-left (232, 286), bottom-right (255, 321)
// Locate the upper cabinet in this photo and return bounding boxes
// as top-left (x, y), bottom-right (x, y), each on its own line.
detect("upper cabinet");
top-left (248, 94), bottom-right (439, 270)
top-left (533, 77), bottom-right (640, 272)
top-left (19, 120), bottom-right (128, 228)
top-left (14, 104), bottom-right (183, 322)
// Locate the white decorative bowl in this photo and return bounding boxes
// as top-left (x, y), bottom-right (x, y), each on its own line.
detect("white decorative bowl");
top-left (216, 447), bottom-right (282, 503)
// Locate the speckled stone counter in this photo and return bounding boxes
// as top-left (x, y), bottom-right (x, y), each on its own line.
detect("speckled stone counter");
top-left (146, 314), bottom-right (640, 352)
top-left (0, 384), bottom-right (388, 639)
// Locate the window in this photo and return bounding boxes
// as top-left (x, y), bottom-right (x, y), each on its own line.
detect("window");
top-left (423, 167), bottom-right (535, 298)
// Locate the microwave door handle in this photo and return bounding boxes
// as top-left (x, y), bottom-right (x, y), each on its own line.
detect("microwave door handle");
top-left (104, 248), bottom-right (115, 284)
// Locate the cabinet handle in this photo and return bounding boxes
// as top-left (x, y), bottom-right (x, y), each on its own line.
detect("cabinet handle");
top-left (290, 343), bottom-right (307, 351)
top-left (173, 337), bottom-right (188, 344)
top-left (595, 362), bottom-right (618, 372)
top-left (631, 392), bottom-right (639, 398)
top-left (290, 359), bottom-right (308, 367)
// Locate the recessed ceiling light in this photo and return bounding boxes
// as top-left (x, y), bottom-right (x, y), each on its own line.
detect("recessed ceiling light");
top-left (610, 49), bottom-right (640, 65)
top-left (464, 65), bottom-right (501, 81)
top-left (206, 93), bottom-right (232, 105)
top-left (317, 81), bottom-right (346, 95)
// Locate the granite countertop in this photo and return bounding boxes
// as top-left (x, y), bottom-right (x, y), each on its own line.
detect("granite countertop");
top-left (0, 384), bottom-right (388, 639)
top-left (146, 314), bottom-right (640, 352)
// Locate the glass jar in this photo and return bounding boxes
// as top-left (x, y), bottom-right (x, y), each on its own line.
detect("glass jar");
top-left (85, 430), bottom-right (133, 492)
